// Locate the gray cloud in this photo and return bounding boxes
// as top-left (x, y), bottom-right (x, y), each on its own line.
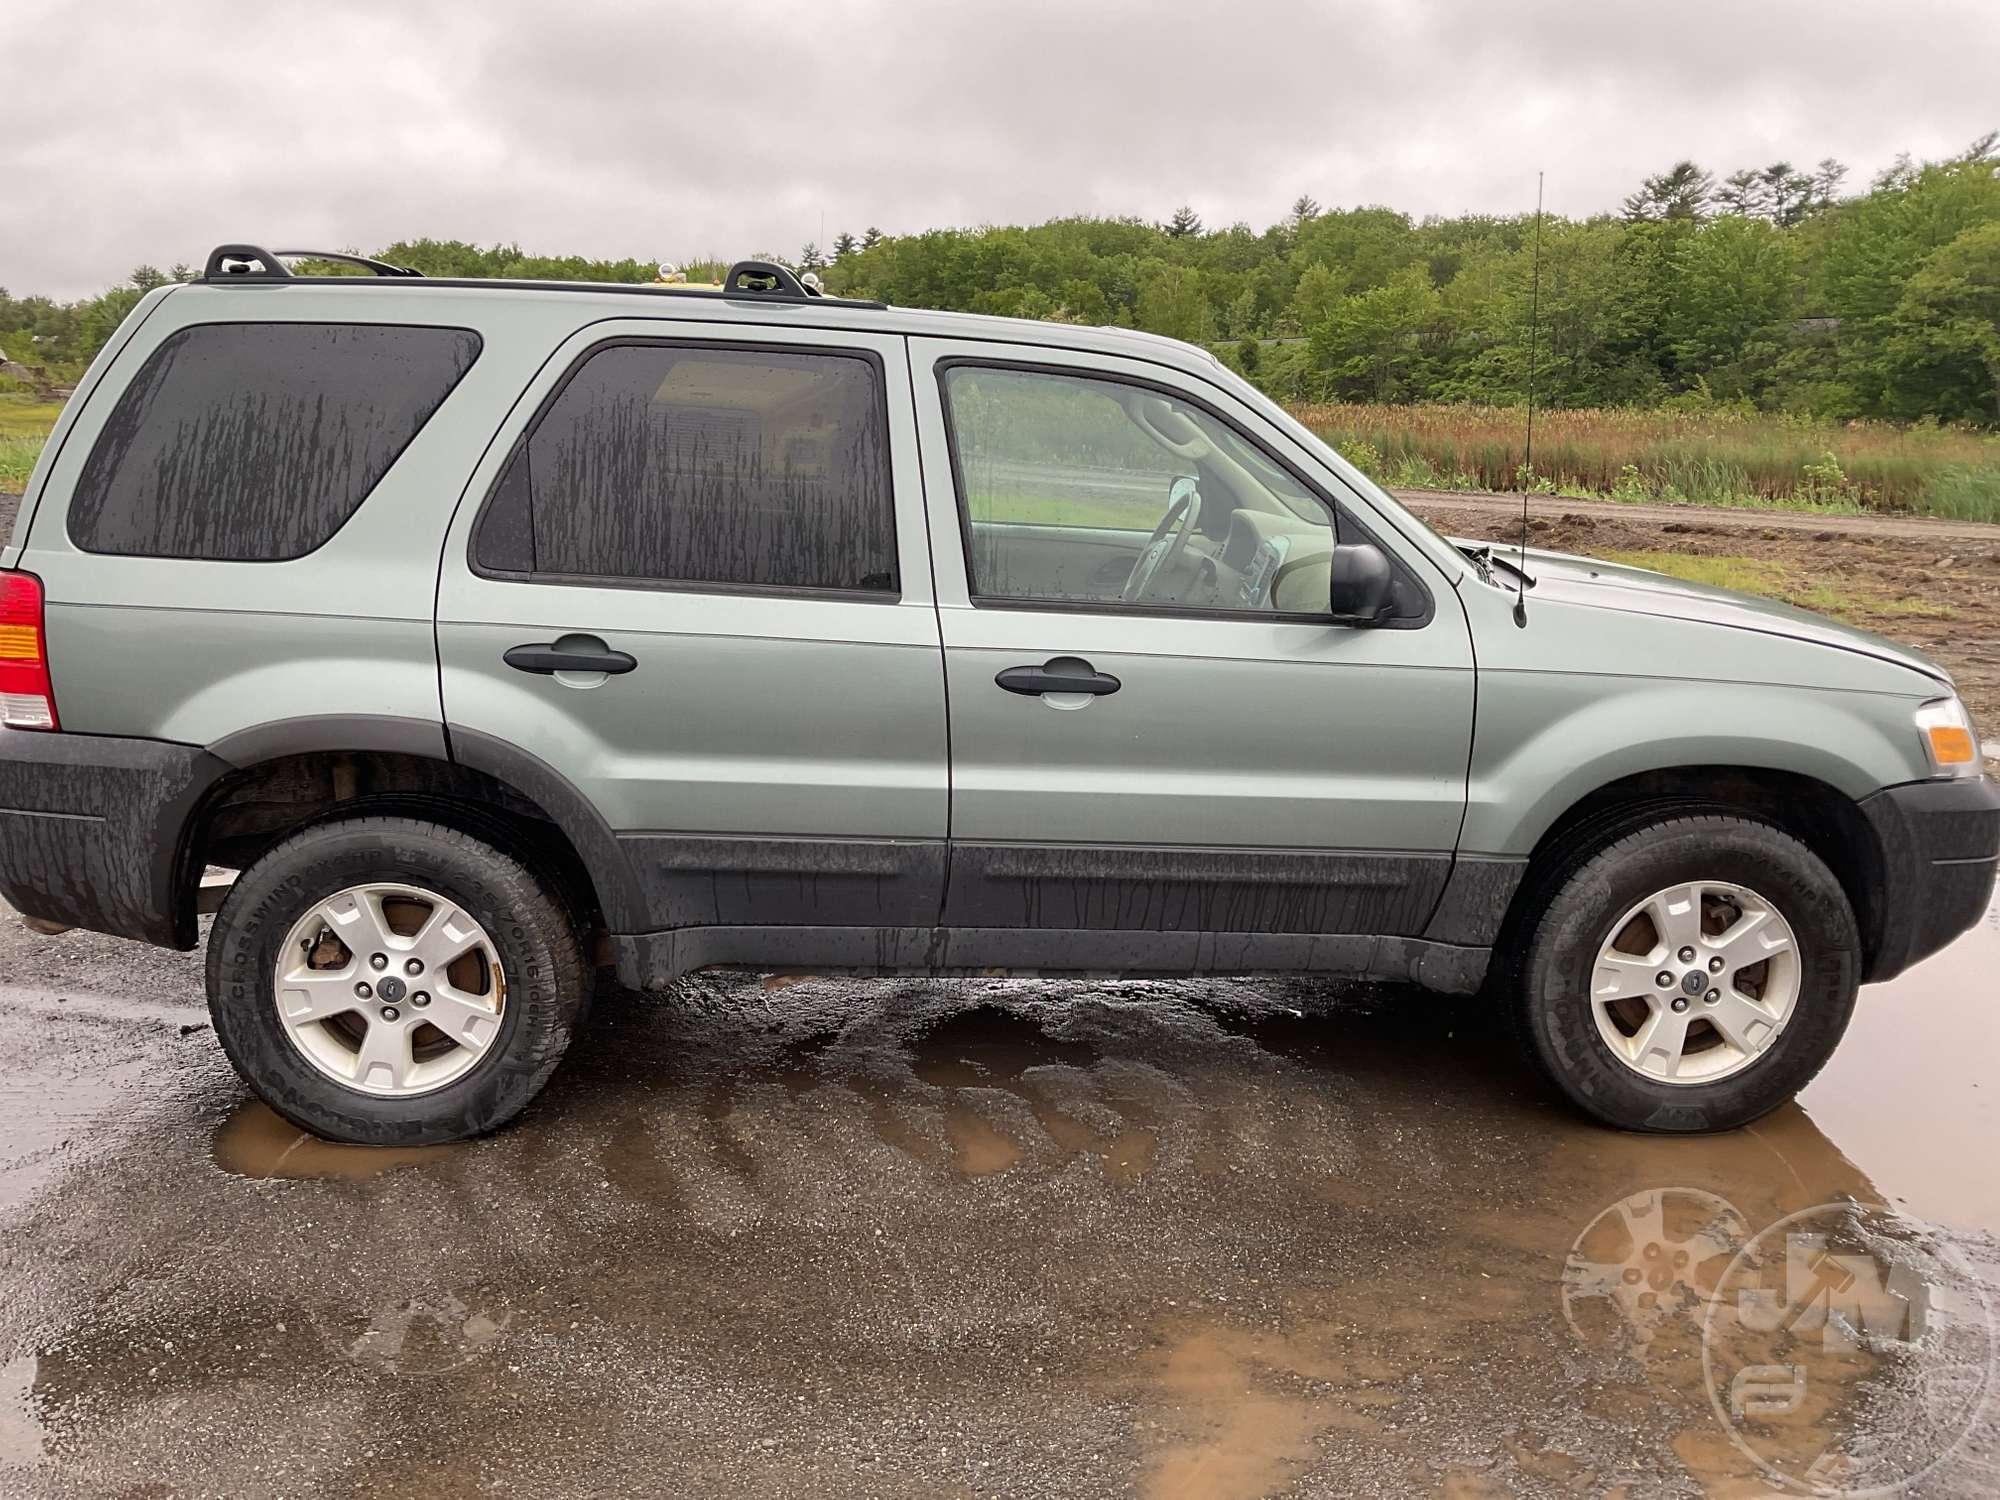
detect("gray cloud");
top-left (3, 0), bottom-right (1995, 298)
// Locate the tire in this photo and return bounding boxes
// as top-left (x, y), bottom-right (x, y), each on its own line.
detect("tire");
top-left (1517, 813), bottom-right (1860, 1133)
top-left (206, 815), bottom-right (586, 1145)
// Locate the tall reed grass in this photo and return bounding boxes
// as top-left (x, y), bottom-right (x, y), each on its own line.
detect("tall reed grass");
top-left (1291, 402), bottom-right (2000, 523)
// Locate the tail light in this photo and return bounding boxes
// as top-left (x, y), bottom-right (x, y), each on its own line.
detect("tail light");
top-left (0, 570), bottom-right (58, 731)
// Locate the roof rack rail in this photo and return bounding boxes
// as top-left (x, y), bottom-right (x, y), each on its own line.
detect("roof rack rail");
top-left (200, 244), bottom-right (422, 281)
top-left (274, 249), bottom-right (423, 278)
top-left (723, 260), bottom-right (820, 298)
top-left (203, 244), bottom-right (291, 280)
top-left (195, 244), bottom-right (885, 308)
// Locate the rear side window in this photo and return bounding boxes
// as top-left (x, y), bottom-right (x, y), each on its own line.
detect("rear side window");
top-left (473, 341), bottom-right (897, 594)
top-left (69, 322), bottom-right (480, 561)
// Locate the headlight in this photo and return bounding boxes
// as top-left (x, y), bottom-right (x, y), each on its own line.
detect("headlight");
top-left (1915, 696), bottom-right (1983, 778)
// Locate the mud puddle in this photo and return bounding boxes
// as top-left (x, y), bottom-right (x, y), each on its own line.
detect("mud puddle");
top-left (212, 1100), bottom-right (456, 1181)
top-left (0, 897), bottom-right (1996, 1495)
top-left (1797, 893), bottom-right (2000, 1227)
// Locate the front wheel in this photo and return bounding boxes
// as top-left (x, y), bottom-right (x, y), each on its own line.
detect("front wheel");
top-left (1518, 813), bottom-right (1860, 1133)
top-left (206, 816), bottom-right (586, 1145)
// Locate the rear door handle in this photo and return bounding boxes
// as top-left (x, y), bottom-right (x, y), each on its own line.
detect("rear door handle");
top-left (504, 641), bottom-right (638, 676)
top-left (994, 657), bottom-right (1121, 697)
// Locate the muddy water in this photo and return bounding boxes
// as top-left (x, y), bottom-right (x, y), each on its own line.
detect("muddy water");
top-left (0, 897), bottom-right (1995, 1496)
top-left (1797, 896), bottom-right (2000, 1227)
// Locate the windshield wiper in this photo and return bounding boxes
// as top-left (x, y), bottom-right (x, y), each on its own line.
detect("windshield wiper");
top-left (1488, 549), bottom-right (1537, 588)
top-left (1460, 542), bottom-right (1536, 589)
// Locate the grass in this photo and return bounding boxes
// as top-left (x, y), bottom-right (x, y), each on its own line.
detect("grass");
top-left (969, 492), bottom-right (1158, 529)
top-left (1291, 401), bottom-right (2000, 523)
top-left (0, 437), bottom-right (45, 494)
top-left (0, 397), bottom-right (59, 494)
top-left (0, 397), bottom-right (63, 438)
top-left (1601, 550), bottom-right (1958, 626)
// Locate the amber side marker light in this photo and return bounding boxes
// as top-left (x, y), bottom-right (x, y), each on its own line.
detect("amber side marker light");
top-left (1927, 725), bottom-right (1976, 764)
top-left (0, 569), bottom-right (58, 731)
top-left (1914, 697), bottom-right (1979, 777)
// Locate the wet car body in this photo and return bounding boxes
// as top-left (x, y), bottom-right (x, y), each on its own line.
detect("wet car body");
top-left (0, 246), bottom-right (1992, 1144)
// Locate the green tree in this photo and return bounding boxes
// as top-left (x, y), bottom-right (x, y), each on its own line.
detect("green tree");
top-left (1286, 262), bottom-right (1347, 333)
top-left (1759, 162), bottom-right (1817, 227)
top-left (1717, 169), bottom-right (1766, 218)
top-left (1164, 205), bottom-right (1202, 239)
top-left (1134, 263), bottom-right (1215, 342)
top-left (1294, 207), bottom-right (1420, 292)
top-left (1623, 161), bottom-right (1715, 222)
top-left (1309, 267), bottom-right (1442, 401)
top-left (1885, 221), bottom-right (2000, 421)
top-left (1665, 217), bottom-right (1796, 384)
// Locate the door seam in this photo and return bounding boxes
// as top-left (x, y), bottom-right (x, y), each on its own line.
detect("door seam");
top-left (904, 334), bottom-right (954, 927)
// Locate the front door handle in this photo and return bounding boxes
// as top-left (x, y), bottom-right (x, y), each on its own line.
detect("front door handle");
top-left (504, 640), bottom-right (638, 676)
top-left (994, 657), bottom-right (1121, 697)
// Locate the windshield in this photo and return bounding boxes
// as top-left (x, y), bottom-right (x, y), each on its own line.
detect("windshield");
top-left (1202, 361), bottom-right (1469, 564)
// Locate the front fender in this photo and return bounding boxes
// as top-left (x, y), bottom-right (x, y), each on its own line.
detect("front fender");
top-left (1461, 673), bottom-right (1931, 856)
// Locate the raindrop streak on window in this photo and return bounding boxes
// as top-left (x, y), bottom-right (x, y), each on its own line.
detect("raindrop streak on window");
top-left (500, 345), bottom-right (897, 594)
top-left (69, 323), bottom-right (481, 561)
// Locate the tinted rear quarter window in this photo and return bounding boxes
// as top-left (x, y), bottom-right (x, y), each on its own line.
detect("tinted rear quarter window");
top-left (475, 342), bottom-right (897, 594)
top-left (69, 322), bottom-right (481, 561)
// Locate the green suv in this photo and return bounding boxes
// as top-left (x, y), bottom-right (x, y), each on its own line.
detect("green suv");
top-left (1, 246), bottom-right (1992, 1144)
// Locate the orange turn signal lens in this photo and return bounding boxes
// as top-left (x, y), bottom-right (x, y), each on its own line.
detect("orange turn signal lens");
top-left (1926, 724), bottom-right (1976, 765)
top-left (0, 624), bottom-right (41, 661)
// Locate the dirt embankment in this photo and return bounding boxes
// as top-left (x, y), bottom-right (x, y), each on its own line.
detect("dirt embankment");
top-left (1403, 491), bottom-right (2000, 738)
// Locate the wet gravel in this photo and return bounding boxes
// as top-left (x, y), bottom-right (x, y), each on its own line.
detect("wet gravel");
top-left (0, 905), bottom-right (1995, 1498)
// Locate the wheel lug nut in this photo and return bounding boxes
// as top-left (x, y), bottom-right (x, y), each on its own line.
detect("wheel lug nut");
top-left (1656, 971), bottom-right (1674, 988)
top-left (412, 991), bottom-right (430, 1008)
top-left (354, 981), bottom-right (373, 999)
top-left (369, 953), bottom-right (388, 971)
top-left (1708, 956), bottom-right (1724, 973)
top-left (381, 1006), bottom-right (400, 1022)
top-left (1705, 989), bottom-right (1720, 1004)
top-left (1671, 997), bottom-right (1690, 1013)
top-left (1677, 947), bottom-right (1696, 963)
top-left (405, 958), bottom-right (424, 976)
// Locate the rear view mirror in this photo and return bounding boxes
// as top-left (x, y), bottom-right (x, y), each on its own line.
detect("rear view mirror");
top-left (1328, 542), bottom-right (1395, 625)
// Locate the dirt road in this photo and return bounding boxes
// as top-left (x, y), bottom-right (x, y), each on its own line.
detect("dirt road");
top-left (1393, 487), bottom-right (2000, 543)
top-left (1, 894), bottom-right (1996, 1497)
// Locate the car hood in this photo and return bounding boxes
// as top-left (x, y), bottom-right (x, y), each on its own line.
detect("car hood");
top-left (1455, 540), bottom-right (1952, 688)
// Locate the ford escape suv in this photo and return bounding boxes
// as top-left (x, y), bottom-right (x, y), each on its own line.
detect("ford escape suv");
top-left (2, 245), bottom-right (1993, 1145)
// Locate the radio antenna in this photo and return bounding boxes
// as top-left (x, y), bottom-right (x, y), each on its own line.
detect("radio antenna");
top-left (1514, 170), bottom-right (1544, 629)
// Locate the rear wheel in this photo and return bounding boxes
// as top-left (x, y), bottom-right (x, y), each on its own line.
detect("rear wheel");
top-left (1518, 813), bottom-right (1859, 1133)
top-left (207, 816), bottom-right (586, 1145)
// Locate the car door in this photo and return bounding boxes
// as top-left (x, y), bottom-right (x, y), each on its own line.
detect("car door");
top-left (436, 321), bottom-right (948, 948)
top-left (908, 341), bottom-right (1475, 965)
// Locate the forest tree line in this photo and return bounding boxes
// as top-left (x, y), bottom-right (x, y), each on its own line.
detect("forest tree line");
top-left (3, 134), bottom-right (1996, 425)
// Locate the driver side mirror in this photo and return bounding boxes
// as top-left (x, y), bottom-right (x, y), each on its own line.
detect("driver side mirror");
top-left (1327, 542), bottom-right (1395, 625)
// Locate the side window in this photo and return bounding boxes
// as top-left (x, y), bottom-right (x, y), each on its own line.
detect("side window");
top-left (475, 342), bottom-right (897, 595)
top-left (69, 322), bottom-right (480, 561)
top-left (941, 365), bottom-right (1338, 614)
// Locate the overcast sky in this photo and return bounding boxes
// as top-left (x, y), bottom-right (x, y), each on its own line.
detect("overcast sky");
top-left (4, 0), bottom-right (1996, 300)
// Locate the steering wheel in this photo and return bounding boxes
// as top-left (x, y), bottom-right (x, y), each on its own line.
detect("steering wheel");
top-left (1121, 476), bottom-right (1203, 603)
